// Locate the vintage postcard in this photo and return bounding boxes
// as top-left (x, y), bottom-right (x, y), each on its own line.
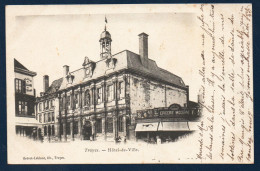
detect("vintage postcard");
top-left (6, 4), bottom-right (253, 164)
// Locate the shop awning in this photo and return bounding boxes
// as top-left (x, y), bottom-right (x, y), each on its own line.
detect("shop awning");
top-left (158, 122), bottom-right (190, 131)
top-left (135, 122), bottom-right (159, 132)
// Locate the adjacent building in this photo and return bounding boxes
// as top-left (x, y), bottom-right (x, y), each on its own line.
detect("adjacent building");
top-left (35, 24), bottom-right (194, 142)
top-left (14, 59), bottom-right (38, 138)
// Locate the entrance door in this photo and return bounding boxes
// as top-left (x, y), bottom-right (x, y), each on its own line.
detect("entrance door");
top-left (83, 121), bottom-right (92, 140)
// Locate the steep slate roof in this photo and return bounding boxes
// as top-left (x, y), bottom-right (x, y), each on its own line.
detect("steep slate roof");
top-left (14, 58), bottom-right (37, 77)
top-left (45, 50), bottom-right (186, 95)
top-left (45, 78), bottom-right (63, 94)
top-left (14, 58), bottom-right (29, 70)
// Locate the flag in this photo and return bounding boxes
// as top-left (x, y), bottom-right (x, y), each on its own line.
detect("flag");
top-left (105, 16), bottom-right (108, 23)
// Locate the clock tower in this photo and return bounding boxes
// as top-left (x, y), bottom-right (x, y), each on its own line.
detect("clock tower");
top-left (99, 17), bottom-right (112, 59)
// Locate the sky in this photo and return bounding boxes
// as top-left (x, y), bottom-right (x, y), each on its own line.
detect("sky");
top-left (7, 6), bottom-right (201, 101)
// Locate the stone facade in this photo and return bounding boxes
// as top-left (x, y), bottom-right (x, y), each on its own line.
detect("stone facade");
top-left (35, 25), bottom-right (189, 142)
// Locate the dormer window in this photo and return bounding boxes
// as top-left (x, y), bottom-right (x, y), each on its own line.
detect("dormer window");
top-left (66, 73), bottom-right (75, 84)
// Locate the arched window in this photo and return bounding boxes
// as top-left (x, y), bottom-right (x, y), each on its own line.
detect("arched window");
top-left (52, 125), bottom-right (55, 136)
top-left (85, 90), bottom-right (90, 106)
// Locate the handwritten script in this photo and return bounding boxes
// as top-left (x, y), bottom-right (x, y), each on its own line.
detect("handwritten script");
top-left (196, 4), bottom-right (253, 163)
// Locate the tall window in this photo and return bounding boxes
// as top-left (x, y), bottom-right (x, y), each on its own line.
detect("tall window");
top-left (39, 103), bottom-right (42, 111)
top-left (66, 95), bottom-right (71, 109)
top-left (17, 101), bottom-right (28, 115)
top-left (51, 112), bottom-right (54, 121)
top-left (50, 100), bottom-right (54, 108)
top-left (52, 125), bottom-right (55, 136)
top-left (46, 101), bottom-right (49, 110)
top-left (74, 93), bottom-right (79, 108)
top-left (96, 119), bottom-right (102, 133)
top-left (39, 114), bottom-right (42, 123)
top-left (44, 126), bottom-right (47, 136)
top-left (118, 116), bottom-right (124, 132)
top-left (48, 113), bottom-right (51, 122)
top-left (73, 121), bottom-right (78, 134)
top-left (119, 81), bottom-right (125, 99)
top-left (85, 90), bottom-right (90, 106)
top-left (60, 123), bottom-right (63, 135)
top-left (66, 123), bottom-right (70, 135)
top-left (45, 113), bottom-right (48, 123)
top-left (15, 79), bottom-right (26, 93)
top-left (97, 87), bottom-right (103, 104)
top-left (107, 85), bottom-right (114, 101)
top-left (107, 118), bottom-right (113, 133)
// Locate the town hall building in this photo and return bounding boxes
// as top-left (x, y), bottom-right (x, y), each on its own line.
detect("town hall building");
top-left (35, 21), bottom-right (193, 142)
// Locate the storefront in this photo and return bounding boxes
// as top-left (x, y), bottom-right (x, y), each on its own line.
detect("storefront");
top-left (135, 121), bottom-right (195, 143)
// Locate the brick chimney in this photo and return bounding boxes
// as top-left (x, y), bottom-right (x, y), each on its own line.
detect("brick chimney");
top-left (63, 65), bottom-right (69, 77)
top-left (138, 33), bottom-right (149, 68)
top-left (43, 75), bottom-right (49, 92)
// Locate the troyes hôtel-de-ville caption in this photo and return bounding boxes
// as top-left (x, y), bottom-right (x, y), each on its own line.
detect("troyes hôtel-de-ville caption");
top-left (14, 17), bottom-right (201, 144)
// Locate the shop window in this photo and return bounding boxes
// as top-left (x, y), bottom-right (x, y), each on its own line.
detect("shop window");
top-left (119, 81), bottom-right (125, 99)
top-left (118, 116), bottom-right (124, 132)
top-left (15, 79), bottom-right (26, 93)
top-left (74, 121), bottom-right (78, 134)
top-left (97, 87), bottom-right (103, 104)
top-left (107, 85), bottom-right (114, 101)
top-left (96, 119), bottom-right (102, 133)
top-left (107, 118), bottom-right (113, 133)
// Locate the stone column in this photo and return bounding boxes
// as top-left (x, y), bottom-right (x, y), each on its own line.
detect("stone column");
top-left (91, 120), bottom-right (96, 141)
top-left (58, 94), bottom-right (62, 141)
top-left (78, 117), bottom-right (82, 140)
top-left (113, 115), bottom-right (117, 140)
top-left (56, 123), bottom-right (60, 138)
top-left (123, 115), bottom-right (127, 136)
top-left (71, 121), bottom-right (74, 141)
top-left (79, 86), bottom-right (83, 140)
top-left (63, 122), bottom-right (67, 141)
top-left (102, 117), bottom-right (106, 140)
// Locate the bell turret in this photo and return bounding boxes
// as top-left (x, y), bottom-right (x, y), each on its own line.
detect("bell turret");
top-left (99, 17), bottom-right (112, 59)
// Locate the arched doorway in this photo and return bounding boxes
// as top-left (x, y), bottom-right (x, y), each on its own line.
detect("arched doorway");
top-left (82, 121), bottom-right (92, 140)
